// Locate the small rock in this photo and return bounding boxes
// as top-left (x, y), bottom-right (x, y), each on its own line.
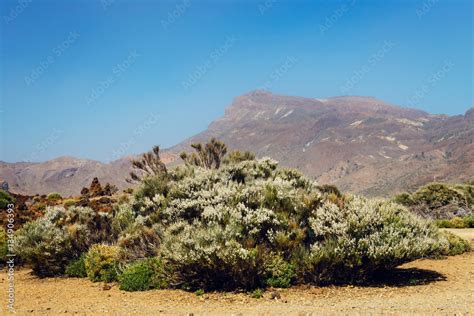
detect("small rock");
top-left (103, 284), bottom-right (112, 290)
top-left (270, 290), bottom-right (281, 300)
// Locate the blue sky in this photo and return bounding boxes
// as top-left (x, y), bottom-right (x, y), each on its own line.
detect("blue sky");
top-left (1, 0), bottom-right (472, 163)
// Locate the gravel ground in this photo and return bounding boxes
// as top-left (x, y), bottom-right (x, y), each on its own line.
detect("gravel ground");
top-left (1, 229), bottom-right (473, 315)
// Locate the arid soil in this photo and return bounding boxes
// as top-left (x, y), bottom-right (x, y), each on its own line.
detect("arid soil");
top-left (1, 229), bottom-right (473, 315)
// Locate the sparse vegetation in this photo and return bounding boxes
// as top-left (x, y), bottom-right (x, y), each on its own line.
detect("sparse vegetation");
top-left (249, 288), bottom-right (264, 299)
top-left (0, 190), bottom-right (14, 209)
top-left (194, 289), bottom-right (205, 296)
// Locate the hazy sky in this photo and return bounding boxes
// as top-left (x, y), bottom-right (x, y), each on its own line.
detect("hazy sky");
top-left (1, 0), bottom-right (472, 163)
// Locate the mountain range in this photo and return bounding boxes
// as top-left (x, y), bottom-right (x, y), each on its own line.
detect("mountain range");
top-left (1, 90), bottom-right (473, 197)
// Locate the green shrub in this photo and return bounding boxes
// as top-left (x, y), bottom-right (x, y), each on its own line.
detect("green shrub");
top-left (435, 216), bottom-right (471, 228)
top-left (463, 214), bottom-right (474, 228)
top-left (223, 150), bottom-right (255, 165)
top-left (449, 217), bottom-right (466, 228)
top-left (119, 258), bottom-right (168, 291)
top-left (194, 289), bottom-right (205, 296)
top-left (63, 198), bottom-right (77, 208)
top-left (35, 203), bottom-right (46, 211)
top-left (393, 192), bottom-right (414, 206)
top-left (0, 190), bottom-right (14, 209)
top-left (65, 254), bottom-right (87, 278)
top-left (439, 231), bottom-right (471, 256)
top-left (84, 244), bottom-right (120, 282)
top-left (435, 219), bottom-right (453, 228)
top-left (249, 289), bottom-right (264, 299)
top-left (47, 192), bottom-right (62, 201)
top-left (263, 254), bottom-right (296, 288)
top-left (0, 228), bottom-right (8, 264)
top-left (412, 183), bottom-right (465, 208)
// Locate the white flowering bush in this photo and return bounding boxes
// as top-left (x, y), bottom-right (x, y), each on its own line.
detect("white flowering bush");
top-left (14, 206), bottom-right (114, 276)
top-left (306, 196), bottom-right (444, 283)
top-left (14, 213), bottom-right (73, 276)
top-left (128, 158), bottom-right (446, 289)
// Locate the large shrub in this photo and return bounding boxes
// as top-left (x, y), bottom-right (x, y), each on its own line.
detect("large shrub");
top-left (396, 183), bottom-right (474, 219)
top-left (306, 197), bottom-right (442, 283)
top-left (14, 206), bottom-right (113, 276)
top-left (149, 159), bottom-right (446, 289)
top-left (412, 183), bottom-right (466, 208)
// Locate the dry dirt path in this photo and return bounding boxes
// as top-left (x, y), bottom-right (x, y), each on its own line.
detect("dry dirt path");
top-left (1, 229), bottom-right (473, 315)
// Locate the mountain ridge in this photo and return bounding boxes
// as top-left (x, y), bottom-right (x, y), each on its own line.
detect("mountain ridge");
top-left (1, 90), bottom-right (473, 196)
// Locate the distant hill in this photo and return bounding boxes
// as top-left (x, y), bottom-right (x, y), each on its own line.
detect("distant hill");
top-left (0, 157), bottom-right (133, 196)
top-left (1, 90), bottom-right (473, 196)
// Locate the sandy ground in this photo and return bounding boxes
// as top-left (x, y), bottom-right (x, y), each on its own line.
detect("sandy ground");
top-left (1, 229), bottom-right (473, 316)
